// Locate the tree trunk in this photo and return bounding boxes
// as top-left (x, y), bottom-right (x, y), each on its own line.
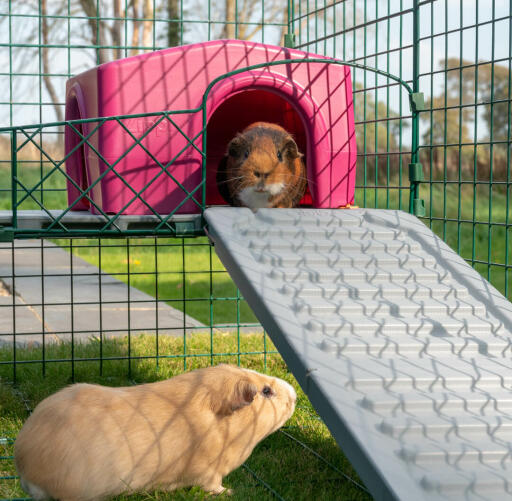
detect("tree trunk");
top-left (130, 0), bottom-right (141, 56)
top-left (142, 0), bottom-right (153, 51)
top-left (236, 0), bottom-right (247, 39)
top-left (41, 0), bottom-right (63, 122)
top-left (221, 0), bottom-right (236, 39)
top-left (167, 0), bottom-right (180, 47)
top-left (279, 4), bottom-right (288, 46)
top-left (112, 0), bottom-right (123, 60)
top-left (78, 0), bottom-right (109, 64)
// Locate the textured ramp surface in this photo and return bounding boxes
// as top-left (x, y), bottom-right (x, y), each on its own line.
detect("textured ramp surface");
top-left (204, 207), bottom-right (512, 501)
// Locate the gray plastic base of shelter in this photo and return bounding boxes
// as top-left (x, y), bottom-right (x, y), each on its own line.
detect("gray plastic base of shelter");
top-left (204, 207), bottom-right (512, 501)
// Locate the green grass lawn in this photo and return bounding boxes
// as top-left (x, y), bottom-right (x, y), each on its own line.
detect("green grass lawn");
top-left (0, 333), bottom-right (371, 501)
top-left (1, 165), bottom-right (510, 501)
top-left (358, 182), bottom-right (512, 300)
top-left (52, 237), bottom-right (259, 327)
top-left (0, 163), bottom-right (68, 212)
top-left (3, 165), bottom-right (511, 325)
top-left (57, 183), bottom-right (511, 329)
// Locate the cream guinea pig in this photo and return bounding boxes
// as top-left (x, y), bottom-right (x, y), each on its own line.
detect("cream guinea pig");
top-left (15, 364), bottom-right (296, 500)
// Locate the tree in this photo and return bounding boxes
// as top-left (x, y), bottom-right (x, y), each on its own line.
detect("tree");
top-left (202, 0), bottom-right (287, 44)
top-left (421, 57), bottom-right (511, 180)
top-left (77, 0), bottom-right (111, 64)
top-left (352, 83), bottom-right (408, 184)
top-left (478, 63), bottom-right (511, 141)
top-left (421, 58), bottom-right (476, 176)
top-left (478, 62), bottom-right (511, 181)
top-left (421, 94), bottom-right (473, 175)
top-left (0, 0), bottom-right (182, 125)
top-left (167, 0), bottom-right (180, 47)
top-left (41, 0), bottom-right (64, 121)
top-left (221, 0), bottom-right (236, 39)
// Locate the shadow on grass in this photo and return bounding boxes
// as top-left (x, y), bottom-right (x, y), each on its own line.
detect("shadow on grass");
top-left (0, 334), bottom-right (370, 501)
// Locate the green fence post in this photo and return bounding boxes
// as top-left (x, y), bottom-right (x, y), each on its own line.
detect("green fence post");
top-left (409, 0), bottom-right (425, 217)
top-left (0, 129), bottom-right (18, 241)
top-left (7, 128), bottom-right (16, 384)
top-left (11, 129), bottom-right (16, 227)
top-left (284, 0), bottom-right (296, 48)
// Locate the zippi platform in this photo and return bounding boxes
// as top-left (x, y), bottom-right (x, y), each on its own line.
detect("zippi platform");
top-left (64, 39), bottom-right (357, 215)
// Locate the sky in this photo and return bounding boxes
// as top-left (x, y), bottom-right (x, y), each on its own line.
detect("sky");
top-left (0, 0), bottom-right (509, 132)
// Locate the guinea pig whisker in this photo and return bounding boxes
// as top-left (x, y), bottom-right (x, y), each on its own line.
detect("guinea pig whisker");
top-left (217, 176), bottom-right (245, 186)
top-left (229, 180), bottom-right (247, 191)
top-left (295, 175), bottom-right (315, 185)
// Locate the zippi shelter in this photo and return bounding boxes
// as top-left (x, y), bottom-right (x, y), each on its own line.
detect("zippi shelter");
top-left (64, 39), bottom-right (357, 215)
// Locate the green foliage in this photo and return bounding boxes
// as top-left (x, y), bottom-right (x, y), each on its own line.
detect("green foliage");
top-left (353, 82), bottom-right (409, 188)
top-left (357, 182), bottom-right (512, 302)
top-left (421, 58), bottom-right (511, 181)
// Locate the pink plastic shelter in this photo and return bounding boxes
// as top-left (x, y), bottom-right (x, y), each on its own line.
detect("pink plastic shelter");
top-left (65, 40), bottom-right (357, 214)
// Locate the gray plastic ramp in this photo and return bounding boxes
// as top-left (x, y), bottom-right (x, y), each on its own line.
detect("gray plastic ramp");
top-left (204, 207), bottom-right (512, 501)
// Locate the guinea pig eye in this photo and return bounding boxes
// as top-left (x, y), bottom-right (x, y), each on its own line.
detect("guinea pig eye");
top-left (262, 385), bottom-right (273, 398)
top-left (277, 150), bottom-right (283, 162)
top-left (243, 149), bottom-right (249, 159)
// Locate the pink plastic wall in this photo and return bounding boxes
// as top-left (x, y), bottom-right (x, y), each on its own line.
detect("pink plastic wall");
top-left (65, 40), bottom-right (357, 214)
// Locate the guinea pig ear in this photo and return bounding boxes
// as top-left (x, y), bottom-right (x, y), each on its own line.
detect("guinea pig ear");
top-left (283, 137), bottom-right (303, 159)
top-left (213, 378), bottom-right (258, 416)
top-left (228, 134), bottom-right (248, 157)
top-left (231, 378), bottom-right (258, 412)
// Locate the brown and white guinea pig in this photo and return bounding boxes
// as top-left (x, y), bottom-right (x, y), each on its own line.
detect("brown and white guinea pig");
top-left (216, 122), bottom-right (307, 210)
top-left (14, 364), bottom-right (296, 500)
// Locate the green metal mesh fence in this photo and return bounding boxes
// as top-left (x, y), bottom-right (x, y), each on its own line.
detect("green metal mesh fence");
top-left (291, 0), bottom-right (511, 301)
top-left (0, 0), bottom-right (294, 379)
top-left (0, 0), bottom-right (511, 499)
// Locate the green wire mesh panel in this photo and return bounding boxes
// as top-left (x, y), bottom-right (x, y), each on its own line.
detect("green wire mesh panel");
top-left (4, 111), bottom-right (208, 239)
top-left (290, 0), bottom-right (417, 212)
top-left (290, 0), bottom-right (512, 302)
top-left (418, 1), bottom-right (512, 301)
top-left (0, 1), bottom-right (511, 498)
top-left (0, 1), bottom-right (291, 381)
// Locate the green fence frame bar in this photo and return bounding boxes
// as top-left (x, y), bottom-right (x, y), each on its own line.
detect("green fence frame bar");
top-left (0, 57), bottom-right (419, 240)
top-left (200, 58), bottom-right (419, 217)
top-left (409, 0), bottom-right (424, 216)
top-left (10, 130), bottom-right (16, 231)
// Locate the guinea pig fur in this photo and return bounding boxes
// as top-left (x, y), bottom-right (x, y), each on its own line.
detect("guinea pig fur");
top-left (216, 122), bottom-right (307, 210)
top-left (14, 364), bottom-right (296, 500)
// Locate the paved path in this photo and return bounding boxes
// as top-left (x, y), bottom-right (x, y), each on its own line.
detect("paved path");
top-left (0, 240), bottom-right (204, 346)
